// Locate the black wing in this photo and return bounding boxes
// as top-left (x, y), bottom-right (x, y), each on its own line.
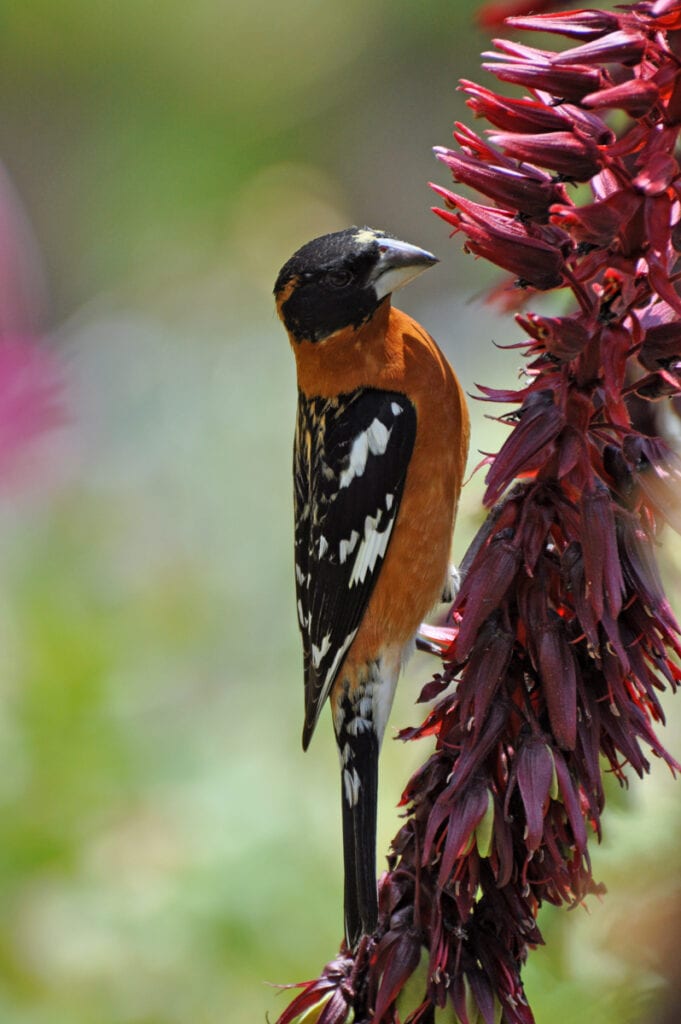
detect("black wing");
top-left (293, 387), bottom-right (417, 748)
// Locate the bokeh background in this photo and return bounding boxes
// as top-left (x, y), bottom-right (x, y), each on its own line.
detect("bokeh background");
top-left (0, 3), bottom-right (680, 1023)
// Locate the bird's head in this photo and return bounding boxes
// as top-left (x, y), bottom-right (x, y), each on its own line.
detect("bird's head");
top-left (274, 227), bottom-right (438, 344)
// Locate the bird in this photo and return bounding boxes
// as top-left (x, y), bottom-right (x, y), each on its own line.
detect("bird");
top-left (274, 226), bottom-right (469, 949)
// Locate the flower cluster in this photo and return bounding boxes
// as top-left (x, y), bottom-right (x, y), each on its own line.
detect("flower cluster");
top-left (275, 4), bottom-right (681, 1022)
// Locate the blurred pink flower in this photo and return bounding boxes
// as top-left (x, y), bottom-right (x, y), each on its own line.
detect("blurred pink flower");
top-left (0, 337), bottom-right (63, 479)
top-left (0, 162), bottom-right (63, 485)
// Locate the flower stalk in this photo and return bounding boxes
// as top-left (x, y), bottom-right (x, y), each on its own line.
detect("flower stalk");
top-left (275, 3), bottom-right (681, 1022)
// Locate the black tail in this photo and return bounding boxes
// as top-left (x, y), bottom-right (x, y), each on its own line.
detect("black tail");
top-left (340, 728), bottom-right (379, 950)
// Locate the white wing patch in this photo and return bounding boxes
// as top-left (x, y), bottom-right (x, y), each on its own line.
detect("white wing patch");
top-left (339, 431), bottom-right (369, 489)
top-left (366, 417), bottom-right (390, 455)
top-left (321, 627), bottom-right (358, 697)
top-left (339, 418), bottom-right (392, 489)
top-left (349, 511), bottom-right (395, 587)
top-left (311, 633), bottom-right (332, 669)
top-left (295, 563), bottom-right (307, 586)
top-left (339, 529), bottom-right (360, 564)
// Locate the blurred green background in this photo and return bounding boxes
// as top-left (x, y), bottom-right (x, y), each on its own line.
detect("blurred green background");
top-left (0, 3), bottom-right (679, 1023)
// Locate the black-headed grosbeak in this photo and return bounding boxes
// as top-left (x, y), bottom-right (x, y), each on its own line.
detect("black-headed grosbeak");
top-left (274, 227), bottom-right (469, 949)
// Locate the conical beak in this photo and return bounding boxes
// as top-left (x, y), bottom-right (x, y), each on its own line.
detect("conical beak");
top-left (369, 237), bottom-right (438, 301)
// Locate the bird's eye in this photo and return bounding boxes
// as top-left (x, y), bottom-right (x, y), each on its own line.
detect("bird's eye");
top-left (324, 269), bottom-right (353, 289)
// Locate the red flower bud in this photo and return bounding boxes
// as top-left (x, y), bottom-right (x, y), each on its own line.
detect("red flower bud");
top-left (484, 60), bottom-right (602, 104)
top-left (580, 486), bottom-right (625, 620)
top-left (433, 198), bottom-right (565, 290)
top-left (484, 391), bottom-right (566, 504)
top-left (517, 312), bottom-right (590, 360)
top-left (454, 536), bottom-right (522, 660)
top-left (634, 152), bottom-right (680, 195)
top-left (539, 617), bottom-right (577, 750)
top-left (553, 30), bottom-right (647, 67)
top-left (506, 10), bottom-right (623, 40)
top-left (639, 320), bottom-right (681, 368)
top-left (516, 738), bottom-right (555, 851)
top-left (488, 130), bottom-right (603, 181)
top-left (434, 150), bottom-right (563, 221)
top-left (461, 80), bottom-right (568, 134)
top-left (583, 78), bottom-right (660, 118)
top-left (550, 189), bottom-right (640, 247)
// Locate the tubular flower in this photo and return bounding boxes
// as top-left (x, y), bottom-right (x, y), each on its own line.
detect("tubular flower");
top-left (276, 5), bottom-right (681, 1023)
